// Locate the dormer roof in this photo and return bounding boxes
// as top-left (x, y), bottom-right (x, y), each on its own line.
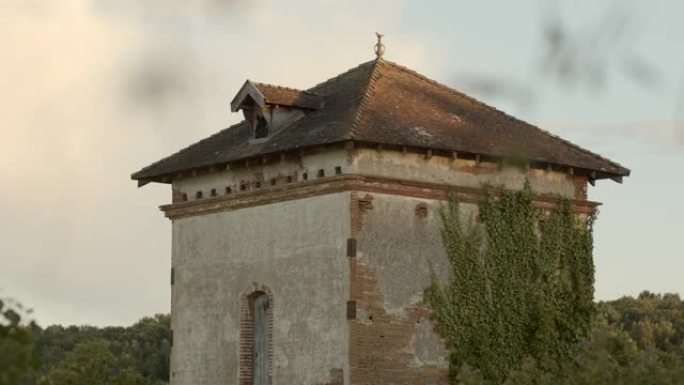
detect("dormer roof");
top-left (132, 59), bottom-right (630, 185)
top-left (230, 81), bottom-right (323, 112)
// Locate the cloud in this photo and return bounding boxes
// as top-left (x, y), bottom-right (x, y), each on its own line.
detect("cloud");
top-left (0, 0), bottom-right (436, 326)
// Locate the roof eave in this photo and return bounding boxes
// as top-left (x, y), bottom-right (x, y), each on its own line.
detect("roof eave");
top-left (131, 139), bottom-right (630, 187)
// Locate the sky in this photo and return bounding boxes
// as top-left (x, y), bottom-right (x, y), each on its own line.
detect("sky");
top-left (0, 0), bottom-right (682, 327)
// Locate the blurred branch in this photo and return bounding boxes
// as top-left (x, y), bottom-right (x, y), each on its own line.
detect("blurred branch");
top-left (540, 3), bottom-right (661, 92)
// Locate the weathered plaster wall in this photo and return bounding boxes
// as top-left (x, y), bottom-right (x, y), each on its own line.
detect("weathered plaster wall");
top-left (170, 192), bottom-right (350, 385)
top-left (173, 149), bottom-right (349, 202)
top-left (349, 148), bottom-right (581, 199)
top-left (347, 151), bottom-right (581, 385)
top-left (349, 192), bottom-right (460, 385)
top-left (356, 193), bottom-right (476, 314)
top-left (172, 147), bottom-right (587, 205)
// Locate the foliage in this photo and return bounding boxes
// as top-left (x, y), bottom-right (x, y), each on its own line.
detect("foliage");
top-left (32, 314), bottom-right (169, 379)
top-left (0, 298), bottom-right (40, 385)
top-left (0, 308), bottom-right (170, 385)
top-left (427, 185), bottom-right (595, 383)
top-left (37, 340), bottom-right (153, 385)
top-left (428, 184), bottom-right (684, 384)
top-left (597, 291), bottom-right (684, 358)
top-left (448, 293), bottom-right (684, 385)
top-left (32, 314), bottom-right (171, 385)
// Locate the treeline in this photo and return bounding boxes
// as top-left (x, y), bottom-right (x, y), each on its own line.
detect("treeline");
top-left (455, 292), bottom-right (684, 385)
top-left (0, 301), bottom-right (170, 385)
top-left (2, 292), bottom-right (684, 384)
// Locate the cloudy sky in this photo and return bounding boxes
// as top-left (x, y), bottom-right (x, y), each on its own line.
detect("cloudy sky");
top-left (1, 0), bottom-right (682, 326)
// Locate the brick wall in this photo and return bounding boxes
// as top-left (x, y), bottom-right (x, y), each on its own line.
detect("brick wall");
top-left (348, 192), bottom-right (449, 385)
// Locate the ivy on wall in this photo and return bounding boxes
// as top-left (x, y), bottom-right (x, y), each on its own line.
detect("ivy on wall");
top-left (427, 184), bottom-right (595, 384)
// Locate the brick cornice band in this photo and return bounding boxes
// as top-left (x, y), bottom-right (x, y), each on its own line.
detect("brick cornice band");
top-left (161, 174), bottom-right (600, 219)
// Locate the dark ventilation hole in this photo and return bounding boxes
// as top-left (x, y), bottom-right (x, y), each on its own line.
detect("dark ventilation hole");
top-left (317, 169), bottom-right (325, 178)
top-left (182, 193), bottom-right (188, 202)
top-left (195, 191), bottom-right (203, 199)
top-left (225, 186), bottom-right (232, 194)
top-left (415, 202), bottom-right (428, 218)
top-left (240, 184), bottom-right (247, 191)
top-left (210, 188), bottom-right (217, 197)
top-left (302, 172), bottom-right (308, 181)
top-left (335, 166), bottom-right (342, 175)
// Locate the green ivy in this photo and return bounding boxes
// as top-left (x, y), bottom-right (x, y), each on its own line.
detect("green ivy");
top-left (427, 184), bottom-right (595, 384)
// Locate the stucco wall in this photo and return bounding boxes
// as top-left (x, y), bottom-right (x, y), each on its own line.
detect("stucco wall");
top-left (170, 192), bottom-right (350, 385)
top-left (173, 149), bottom-right (349, 202)
top-left (173, 147), bottom-right (584, 205)
top-left (356, 194), bottom-right (476, 315)
top-left (350, 148), bottom-right (579, 199)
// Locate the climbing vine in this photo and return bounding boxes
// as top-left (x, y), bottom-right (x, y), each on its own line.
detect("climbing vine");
top-left (427, 184), bottom-right (595, 384)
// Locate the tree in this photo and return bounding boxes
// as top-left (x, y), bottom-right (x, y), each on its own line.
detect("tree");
top-left (0, 298), bottom-right (40, 385)
top-left (32, 314), bottom-right (171, 384)
top-left (38, 340), bottom-right (152, 385)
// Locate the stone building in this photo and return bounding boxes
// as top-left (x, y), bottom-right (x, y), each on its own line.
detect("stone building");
top-left (132, 41), bottom-right (629, 385)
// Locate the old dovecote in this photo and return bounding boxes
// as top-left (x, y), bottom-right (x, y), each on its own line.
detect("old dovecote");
top-left (132, 39), bottom-right (629, 385)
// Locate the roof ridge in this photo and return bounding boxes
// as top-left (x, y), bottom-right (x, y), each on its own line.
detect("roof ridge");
top-left (381, 59), bottom-right (629, 174)
top-left (306, 60), bottom-right (375, 93)
top-left (348, 59), bottom-right (383, 139)
top-left (254, 82), bottom-right (319, 96)
top-left (131, 120), bottom-right (248, 179)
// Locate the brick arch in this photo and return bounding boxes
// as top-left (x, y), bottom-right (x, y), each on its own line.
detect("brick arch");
top-left (239, 283), bottom-right (274, 385)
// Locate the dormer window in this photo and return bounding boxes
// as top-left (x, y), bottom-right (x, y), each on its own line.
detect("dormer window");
top-left (255, 114), bottom-right (269, 139)
top-left (230, 80), bottom-right (322, 140)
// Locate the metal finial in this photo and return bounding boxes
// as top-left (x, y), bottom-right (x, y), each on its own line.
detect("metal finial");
top-left (374, 32), bottom-right (385, 59)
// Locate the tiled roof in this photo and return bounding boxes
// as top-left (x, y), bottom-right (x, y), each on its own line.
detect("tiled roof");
top-left (253, 83), bottom-right (323, 110)
top-left (132, 59), bottom-right (629, 183)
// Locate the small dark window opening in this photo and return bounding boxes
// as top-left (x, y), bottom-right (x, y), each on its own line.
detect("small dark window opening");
top-left (302, 172), bottom-right (308, 181)
top-left (286, 176), bottom-right (293, 183)
top-left (240, 184), bottom-right (247, 191)
top-left (210, 188), bottom-right (217, 197)
top-left (226, 186), bottom-right (232, 194)
top-left (255, 181), bottom-right (262, 189)
top-left (254, 115), bottom-right (269, 139)
top-left (317, 169), bottom-right (325, 178)
top-left (195, 191), bottom-right (203, 199)
top-left (182, 193), bottom-right (188, 202)
top-left (335, 166), bottom-right (342, 175)
top-left (270, 178), bottom-right (277, 186)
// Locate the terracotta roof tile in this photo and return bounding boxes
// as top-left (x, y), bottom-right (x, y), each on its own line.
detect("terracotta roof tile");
top-left (253, 83), bottom-right (323, 110)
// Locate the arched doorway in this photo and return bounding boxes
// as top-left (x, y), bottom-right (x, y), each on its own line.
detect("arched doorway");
top-left (252, 292), bottom-right (269, 385)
